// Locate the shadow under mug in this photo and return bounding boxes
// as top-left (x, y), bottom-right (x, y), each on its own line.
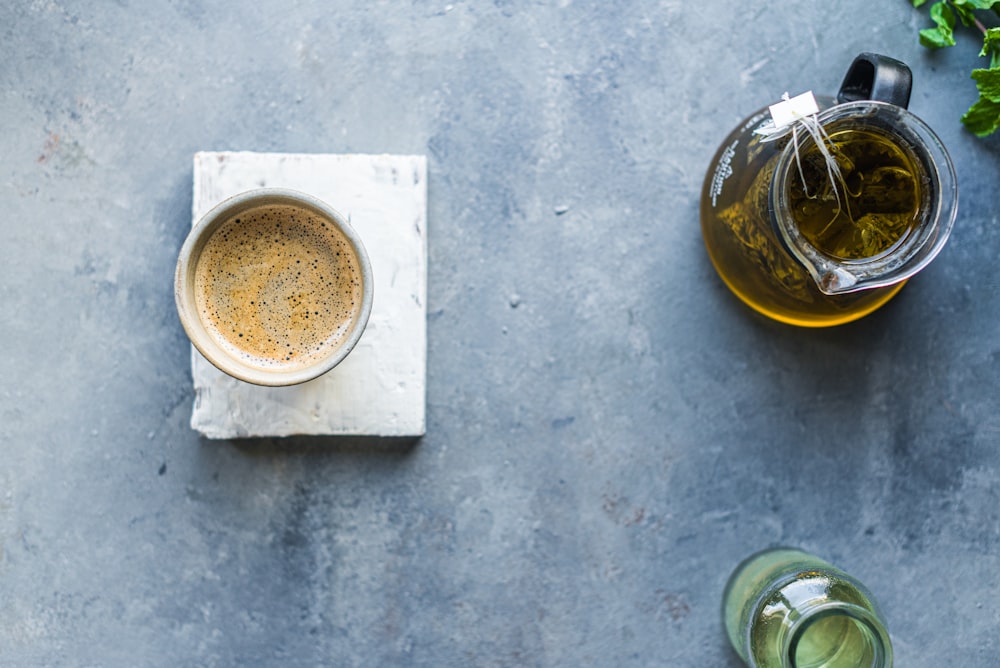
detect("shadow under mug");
top-left (174, 188), bottom-right (373, 387)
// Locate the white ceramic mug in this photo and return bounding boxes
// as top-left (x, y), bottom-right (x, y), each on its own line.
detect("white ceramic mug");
top-left (175, 188), bottom-right (373, 386)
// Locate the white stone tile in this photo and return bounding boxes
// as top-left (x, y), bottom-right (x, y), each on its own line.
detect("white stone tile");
top-left (188, 152), bottom-right (427, 438)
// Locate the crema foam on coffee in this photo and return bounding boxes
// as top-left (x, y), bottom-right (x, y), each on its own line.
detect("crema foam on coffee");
top-left (193, 204), bottom-right (362, 371)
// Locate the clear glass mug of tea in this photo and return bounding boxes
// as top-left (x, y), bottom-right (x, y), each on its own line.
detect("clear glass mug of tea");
top-left (700, 53), bottom-right (958, 327)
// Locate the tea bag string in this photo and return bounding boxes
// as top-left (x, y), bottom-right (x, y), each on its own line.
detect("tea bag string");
top-left (791, 111), bottom-right (844, 203)
top-left (756, 92), bottom-right (855, 230)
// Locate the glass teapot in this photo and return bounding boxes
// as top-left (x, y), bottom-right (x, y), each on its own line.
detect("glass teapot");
top-left (700, 53), bottom-right (958, 327)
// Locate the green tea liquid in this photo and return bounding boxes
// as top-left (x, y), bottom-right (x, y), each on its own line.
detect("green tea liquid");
top-left (790, 613), bottom-right (881, 668)
top-left (789, 128), bottom-right (921, 260)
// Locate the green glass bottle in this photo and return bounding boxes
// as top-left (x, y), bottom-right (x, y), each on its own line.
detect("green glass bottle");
top-left (723, 547), bottom-right (893, 668)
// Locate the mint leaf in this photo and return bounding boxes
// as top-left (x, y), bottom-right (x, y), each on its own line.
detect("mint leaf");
top-left (952, 1), bottom-right (978, 26)
top-left (912, 0), bottom-right (928, 6)
top-left (954, 0), bottom-right (1000, 8)
top-left (982, 27), bottom-right (1000, 67)
top-left (971, 67), bottom-right (1000, 101)
top-left (920, 1), bottom-right (957, 48)
top-left (983, 27), bottom-right (1000, 54)
top-left (954, 0), bottom-right (1000, 25)
top-left (961, 97), bottom-right (1000, 135)
top-left (920, 26), bottom-right (957, 47)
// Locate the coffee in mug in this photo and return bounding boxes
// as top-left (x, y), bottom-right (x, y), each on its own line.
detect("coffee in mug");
top-left (175, 189), bottom-right (373, 386)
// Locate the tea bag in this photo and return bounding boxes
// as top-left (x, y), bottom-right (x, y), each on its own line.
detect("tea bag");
top-left (757, 92), bottom-right (920, 259)
top-left (755, 92), bottom-right (850, 209)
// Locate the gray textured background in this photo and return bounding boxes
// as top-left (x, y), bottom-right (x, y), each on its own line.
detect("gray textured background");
top-left (2, 1), bottom-right (999, 666)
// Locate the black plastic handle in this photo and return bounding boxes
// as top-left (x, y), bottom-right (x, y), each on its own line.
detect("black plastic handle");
top-left (837, 53), bottom-right (912, 109)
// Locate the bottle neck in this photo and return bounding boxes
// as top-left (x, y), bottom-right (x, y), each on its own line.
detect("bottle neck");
top-left (780, 603), bottom-right (892, 668)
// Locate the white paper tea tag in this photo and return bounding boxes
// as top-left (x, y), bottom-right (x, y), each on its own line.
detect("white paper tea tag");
top-left (755, 91), bottom-right (820, 139)
top-left (769, 91), bottom-right (820, 128)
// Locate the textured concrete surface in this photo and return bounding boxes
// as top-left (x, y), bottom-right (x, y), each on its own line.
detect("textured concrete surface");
top-left (2, 1), bottom-right (999, 666)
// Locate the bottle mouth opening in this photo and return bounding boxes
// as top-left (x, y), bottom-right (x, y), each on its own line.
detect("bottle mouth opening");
top-left (771, 101), bottom-right (957, 295)
top-left (785, 605), bottom-right (892, 668)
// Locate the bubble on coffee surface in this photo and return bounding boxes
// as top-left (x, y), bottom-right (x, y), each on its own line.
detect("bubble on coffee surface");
top-left (193, 204), bottom-right (363, 371)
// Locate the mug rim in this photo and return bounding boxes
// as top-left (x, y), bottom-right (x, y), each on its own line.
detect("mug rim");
top-left (770, 100), bottom-right (958, 296)
top-left (174, 187), bottom-right (373, 387)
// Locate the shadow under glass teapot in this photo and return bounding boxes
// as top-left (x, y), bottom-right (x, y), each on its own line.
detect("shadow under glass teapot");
top-left (700, 53), bottom-right (958, 327)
